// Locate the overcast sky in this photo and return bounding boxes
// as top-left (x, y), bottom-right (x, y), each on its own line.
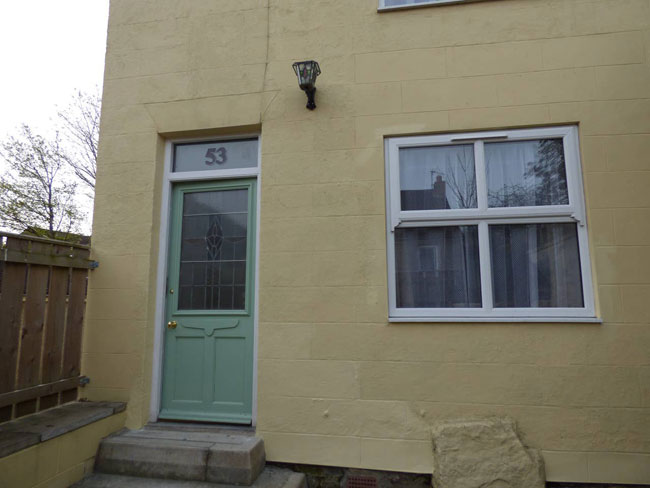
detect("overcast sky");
top-left (0, 1), bottom-right (110, 234)
top-left (0, 0), bottom-right (110, 137)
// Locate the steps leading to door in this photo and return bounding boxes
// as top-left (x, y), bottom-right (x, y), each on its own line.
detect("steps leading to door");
top-left (83, 425), bottom-right (303, 487)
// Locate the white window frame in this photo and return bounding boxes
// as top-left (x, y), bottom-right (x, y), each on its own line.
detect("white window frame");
top-left (385, 126), bottom-right (598, 322)
top-left (379, 0), bottom-right (476, 11)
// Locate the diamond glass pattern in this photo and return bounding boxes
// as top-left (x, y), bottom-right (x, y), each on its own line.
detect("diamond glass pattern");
top-left (178, 189), bottom-right (248, 311)
top-left (205, 217), bottom-right (223, 261)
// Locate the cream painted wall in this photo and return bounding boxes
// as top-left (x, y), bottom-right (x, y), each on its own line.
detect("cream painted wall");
top-left (0, 413), bottom-right (126, 488)
top-left (85, 0), bottom-right (650, 483)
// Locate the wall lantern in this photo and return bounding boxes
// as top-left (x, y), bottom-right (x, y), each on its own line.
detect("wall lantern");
top-left (292, 60), bottom-right (321, 110)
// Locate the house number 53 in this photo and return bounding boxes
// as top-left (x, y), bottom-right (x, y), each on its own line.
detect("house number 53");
top-left (204, 147), bottom-right (227, 165)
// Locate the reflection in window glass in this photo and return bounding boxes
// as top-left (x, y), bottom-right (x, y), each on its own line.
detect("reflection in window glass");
top-left (490, 223), bottom-right (583, 308)
top-left (178, 189), bottom-right (248, 311)
top-left (486, 139), bottom-right (569, 208)
top-left (395, 226), bottom-right (481, 308)
top-left (399, 145), bottom-right (477, 210)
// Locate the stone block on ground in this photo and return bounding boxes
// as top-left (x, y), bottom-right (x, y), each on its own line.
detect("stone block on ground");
top-left (431, 417), bottom-right (545, 488)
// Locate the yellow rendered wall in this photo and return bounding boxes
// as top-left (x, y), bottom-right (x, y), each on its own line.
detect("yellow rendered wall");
top-left (86, 0), bottom-right (650, 483)
top-left (0, 413), bottom-right (126, 488)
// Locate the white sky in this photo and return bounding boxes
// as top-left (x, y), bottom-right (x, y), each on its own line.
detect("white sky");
top-left (0, 0), bottom-right (110, 137)
top-left (0, 1), bottom-right (110, 234)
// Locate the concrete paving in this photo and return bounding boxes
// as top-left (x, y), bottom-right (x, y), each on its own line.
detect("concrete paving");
top-left (72, 467), bottom-right (307, 488)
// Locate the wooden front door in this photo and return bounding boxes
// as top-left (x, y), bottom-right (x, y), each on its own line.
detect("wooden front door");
top-left (160, 179), bottom-right (256, 424)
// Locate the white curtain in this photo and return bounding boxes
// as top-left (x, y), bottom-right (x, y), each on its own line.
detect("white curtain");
top-left (489, 223), bottom-right (583, 308)
top-left (395, 139), bottom-right (582, 309)
top-left (395, 226), bottom-right (481, 308)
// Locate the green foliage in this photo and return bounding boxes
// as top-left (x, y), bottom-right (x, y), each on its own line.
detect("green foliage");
top-left (0, 125), bottom-right (83, 240)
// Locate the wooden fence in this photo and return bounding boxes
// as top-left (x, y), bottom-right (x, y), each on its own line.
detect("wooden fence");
top-left (0, 232), bottom-right (96, 423)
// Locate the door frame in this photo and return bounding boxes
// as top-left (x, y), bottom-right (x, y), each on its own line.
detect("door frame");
top-left (150, 134), bottom-right (262, 425)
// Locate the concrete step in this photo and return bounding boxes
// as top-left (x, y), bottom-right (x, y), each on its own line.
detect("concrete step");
top-left (72, 467), bottom-right (307, 488)
top-left (144, 422), bottom-right (255, 436)
top-left (95, 427), bottom-right (265, 485)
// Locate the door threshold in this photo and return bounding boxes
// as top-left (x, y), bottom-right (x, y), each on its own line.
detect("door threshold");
top-left (146, 420), bottom-right (255, 436)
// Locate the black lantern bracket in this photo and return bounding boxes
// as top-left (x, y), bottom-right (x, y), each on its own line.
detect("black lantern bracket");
top-left (292, 60), bottom-right (321, 110)
top-left (304, 86), bottom-right (317, 111)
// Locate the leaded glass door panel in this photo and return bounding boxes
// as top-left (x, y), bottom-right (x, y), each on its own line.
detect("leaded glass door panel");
top-left (160, 179), bottom-right (256, 423)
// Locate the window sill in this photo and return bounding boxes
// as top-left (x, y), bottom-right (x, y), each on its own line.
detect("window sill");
top-left (378, 0), bottom-right (488, 12)
top-left (389, 316), bottom-right (603, 324)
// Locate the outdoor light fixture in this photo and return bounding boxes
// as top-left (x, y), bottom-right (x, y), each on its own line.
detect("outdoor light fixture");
top-left (292, 60), bottom-right (321, 110)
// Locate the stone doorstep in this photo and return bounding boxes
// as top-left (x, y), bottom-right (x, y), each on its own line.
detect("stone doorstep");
top-left (125, 428), bottom-right (251, 444)
top-left (96, 436), bottom-right (211, 482)
top-left (145, 421), bottom-right (255, 436)
top-left (95, 428), bottom-right (266, 486)
top-left (208, 436), bottom-right (266, 486)
top-left (0, 401), bottom-right (127, 458)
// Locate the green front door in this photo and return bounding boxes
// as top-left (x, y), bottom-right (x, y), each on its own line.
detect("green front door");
top-left (160, 179), bottom-right (256, 424)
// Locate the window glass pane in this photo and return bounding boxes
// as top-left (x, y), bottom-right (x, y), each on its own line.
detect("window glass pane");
top-left (395, 226), bottom-right (481, 308)
top-left (486, 139), bottom-right (569, 208)
top-left (399, 144), bottom-right (477, 210)
top-left (174, 139), bottom-right (258, 173)
top-left (178, 189), bottom-right (248, 310)
top-left (490, 223), bottom-right (584, 308)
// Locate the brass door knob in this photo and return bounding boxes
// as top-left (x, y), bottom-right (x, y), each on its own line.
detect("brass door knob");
top-left (167, 320), bottom-right (178, 329)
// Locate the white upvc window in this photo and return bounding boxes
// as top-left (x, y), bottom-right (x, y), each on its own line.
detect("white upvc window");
top-left (385, 126), bottom-right (596, 322)
top-left (379, 0), bottom-right (473, 11)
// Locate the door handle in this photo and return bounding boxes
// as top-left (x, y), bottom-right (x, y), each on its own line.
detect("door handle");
top-left (167, 321), bottom-right (178, 329)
